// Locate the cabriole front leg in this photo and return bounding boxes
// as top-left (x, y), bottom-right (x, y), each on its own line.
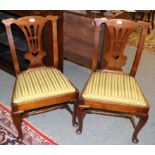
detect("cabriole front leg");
top-left (12, 112), bottom-right (23, 143)
top-left (132, 113), bottom-right (148, 143)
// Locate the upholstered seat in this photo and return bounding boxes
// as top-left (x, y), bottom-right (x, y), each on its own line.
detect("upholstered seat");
top-left (82, 70), bottom-right (147, 107)
top-left (13, 67), bottom-right (76, 104)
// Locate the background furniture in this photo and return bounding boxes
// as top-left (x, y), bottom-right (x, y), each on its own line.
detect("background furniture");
top-left (132, 10), bottom-right (155, 33)
top-left (76, 18), bottom-right (149, 143)
top-left (3, 15), bottom-right (79, 142)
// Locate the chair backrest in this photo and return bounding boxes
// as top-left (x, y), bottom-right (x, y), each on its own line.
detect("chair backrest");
top-left (2, 16), bottom-right (58, 76)
top-left (92, 18), bottom-right (149, 77)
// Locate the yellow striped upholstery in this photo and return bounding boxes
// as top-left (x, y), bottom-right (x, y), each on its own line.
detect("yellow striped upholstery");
top-left (13, 67), bottom-right (76, 104)
top-left (82, 71), bottom-right (147, 107)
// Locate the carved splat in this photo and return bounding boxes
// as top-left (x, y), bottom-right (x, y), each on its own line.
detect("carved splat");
top-left (103, 19), bottom-right (137, 70)
top-left (2, 16), bottom-right (59, 75)
top-left (17, 18), bottom-right (46, 68)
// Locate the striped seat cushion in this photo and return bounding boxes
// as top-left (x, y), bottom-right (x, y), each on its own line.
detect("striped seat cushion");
top-left (82, 71), bottom-right (148, 107)
top-left (13, 67), bottom-right (76, 104)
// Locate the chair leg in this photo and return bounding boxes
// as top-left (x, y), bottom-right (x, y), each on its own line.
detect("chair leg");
top-left (72, 99), bottom-right (78, 127)
top-left (76, 107), bottom-right (85, 134)
top-left (12, 113), bottom-right (23, 142)
top-left (132, 114), bottom-right (148, 143)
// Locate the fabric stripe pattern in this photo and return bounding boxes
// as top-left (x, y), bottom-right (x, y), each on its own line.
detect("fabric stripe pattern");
top-left (82, 71), bottom-right (147, 107)
top-left (13, 67), bottom-right (76, 104)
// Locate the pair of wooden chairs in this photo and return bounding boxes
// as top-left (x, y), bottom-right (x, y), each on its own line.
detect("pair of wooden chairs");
top-left (2, 15), bottom-right (149, 143)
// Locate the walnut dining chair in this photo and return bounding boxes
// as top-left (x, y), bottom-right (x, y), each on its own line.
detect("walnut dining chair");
top-left (76, 18), bottom-right (149, 143)
top-left (3, 16), bottom-right (79, 142)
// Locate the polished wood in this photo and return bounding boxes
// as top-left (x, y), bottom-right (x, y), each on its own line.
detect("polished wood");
top-left (3, 15), bottom-right (79, 142)
top-left (0, 10), bottom-right (63, 73)
top-left (76, 18), bottom-right (149, 143)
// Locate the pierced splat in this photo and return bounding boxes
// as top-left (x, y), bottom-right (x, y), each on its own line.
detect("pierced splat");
top-left (103, 19), bottom-right (137, 70)
top-left (18, 19), bottom-right (46, 68)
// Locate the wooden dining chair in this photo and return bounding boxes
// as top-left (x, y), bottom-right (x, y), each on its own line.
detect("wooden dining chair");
top-left (76, 18), bottom-right (149, 143)
top-left (2, 16), bottom-right (79, 142)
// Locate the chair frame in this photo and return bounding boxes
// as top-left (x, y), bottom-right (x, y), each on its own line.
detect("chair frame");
top-left (3, 16), bottom-right (79, 142)
top-left (76, 18), bottom-right (150, 143)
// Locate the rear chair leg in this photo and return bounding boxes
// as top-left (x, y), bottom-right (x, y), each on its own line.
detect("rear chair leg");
top-left (129, 115), bottom-right (136, 129)
top-left (132, 114), bottom-right (148, 143)
top-left (12, 113), bottom-right (23, 143)
top-left (72, 99), bottom-right (78, 127)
